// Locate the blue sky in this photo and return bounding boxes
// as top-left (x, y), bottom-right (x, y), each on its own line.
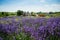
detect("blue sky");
top-left (0, 0), bottom-right (60, 12)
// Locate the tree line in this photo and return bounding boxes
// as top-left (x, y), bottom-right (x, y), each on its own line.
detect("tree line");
top-left (0, 10), bottom-right (60, 17)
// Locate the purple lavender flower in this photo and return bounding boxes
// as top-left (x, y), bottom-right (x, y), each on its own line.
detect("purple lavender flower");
top-left (0, 17), bottom-right (60, 40)
top-left (0, 37), bottom-right (3, 40)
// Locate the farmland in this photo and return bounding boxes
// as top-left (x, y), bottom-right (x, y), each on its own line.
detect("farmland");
top-left (0, 11), bottom-right (60, 40)
top-left (0, 0), bottom-right (60, 40)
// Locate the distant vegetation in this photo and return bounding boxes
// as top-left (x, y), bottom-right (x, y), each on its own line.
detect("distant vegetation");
top-left (0, 10), bottom-right (60, 40)
top-left (17, 10), bottom-right (23, 16)
top-left (0, 10), bottom-right (60, 17)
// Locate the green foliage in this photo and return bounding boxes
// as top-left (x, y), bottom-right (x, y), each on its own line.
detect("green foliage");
top-left (46, 35), bottom-right (60, 40)
top-left (0, 32), bottom-right (13, 40)
top-left (0, 12), bottom-right (9, 17)
top-left (0, 12), bottom-right (2, 17)
top-left (17, 10), bottom-right (23, 16)
top-left (4, 13), bottom-right (9, 16)
top-left (49, 12), bottom-right (53, 14)
top-left (31, 12), bottom-right (36, 16)
top-left (15, 32), bottom-right (33, 40)
top-left (37, 12), bottom-right (42, 14)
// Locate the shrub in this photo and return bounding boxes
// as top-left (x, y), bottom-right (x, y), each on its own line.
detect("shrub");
top-left (17, 10), bottom-right (23, 16)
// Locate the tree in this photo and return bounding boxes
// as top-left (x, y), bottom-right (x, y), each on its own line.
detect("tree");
top-left (17, 10), bottom-right (23, 16)
top-left (0, 12), bottom-right (2, 17)
top-left (2, 12), bottom-right (4, 15)
top-left (5, 12), bottom-right (9, 16)
top-left (49, 12), bottom-right (53, 14)
top-left (37, 11), bottom-right (42, 14)
top-left (31, 12), bottom-right (35, 16)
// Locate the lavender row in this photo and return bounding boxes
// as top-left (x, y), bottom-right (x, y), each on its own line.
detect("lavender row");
top-left (0, 17), bottom-right (60, 40)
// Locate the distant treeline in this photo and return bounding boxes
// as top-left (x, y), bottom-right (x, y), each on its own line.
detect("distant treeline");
top-left (0, 12), bottom-right (16, 17)
top-left (0, 10), bottom-right (60, 17)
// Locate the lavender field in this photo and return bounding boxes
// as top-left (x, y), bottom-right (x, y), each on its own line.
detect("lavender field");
top-left (0, 0), bottom-right (60, 40)
top-left (0, 16), bottom-right (60, 40)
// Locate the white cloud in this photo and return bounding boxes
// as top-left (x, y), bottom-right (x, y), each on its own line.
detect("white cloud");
top-left (0, 3), bottom-right (60, 12)
top-left (44, 4), bottom-right (60, 12)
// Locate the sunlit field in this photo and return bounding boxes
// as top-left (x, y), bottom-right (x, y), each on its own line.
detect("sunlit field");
top-left (0, 0), bottom-right (60, 40)
top-left (0, 13), bottom-right (60, 40)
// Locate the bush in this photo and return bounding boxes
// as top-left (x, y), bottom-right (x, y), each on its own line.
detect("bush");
top-left (0, 12), bottom-right (9, 17)
top-left (17, 10), bottom-right (23, 16)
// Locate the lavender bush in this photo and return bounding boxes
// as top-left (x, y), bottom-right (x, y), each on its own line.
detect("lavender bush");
top-left (0, 17), bottom-right (60, 40)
